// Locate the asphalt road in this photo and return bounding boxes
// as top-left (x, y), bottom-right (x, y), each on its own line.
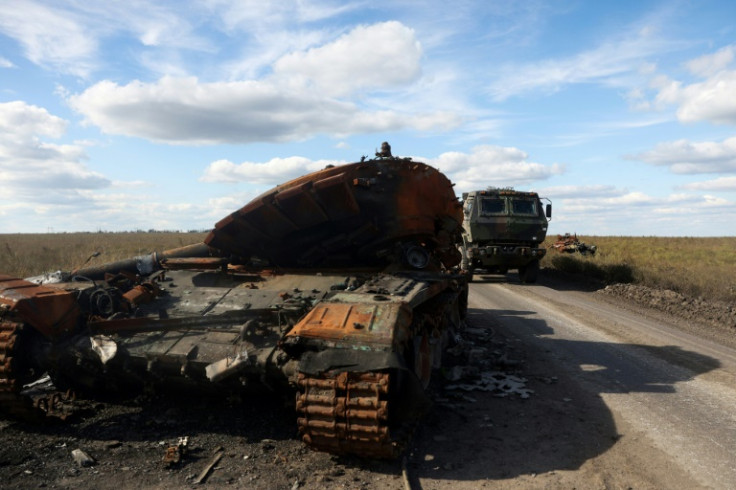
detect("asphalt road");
top-left (455, 275), bottom-right (736, 489)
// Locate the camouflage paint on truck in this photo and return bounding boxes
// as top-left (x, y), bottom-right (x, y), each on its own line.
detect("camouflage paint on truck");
top-left (459, 188), bottom-right (551, 283)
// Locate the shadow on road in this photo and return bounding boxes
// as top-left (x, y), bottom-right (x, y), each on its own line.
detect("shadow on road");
top-left (469, 272), bottom-right (509, 284)
top-left (409, 306), bottom-right (720, 483)
top-left (470, 269), bottom-right (607, 293)
top-left (535, 268), bottom-right (607, 292)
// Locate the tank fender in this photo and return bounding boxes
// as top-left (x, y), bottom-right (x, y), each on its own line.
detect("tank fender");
top-left (0, 275), bottom-right (80, 340)
top-left (297, 348), bottom-right (405, 376)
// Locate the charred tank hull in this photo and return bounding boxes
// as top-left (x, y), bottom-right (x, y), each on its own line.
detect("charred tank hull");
top-left (0, 151), bottom-right (467, 458)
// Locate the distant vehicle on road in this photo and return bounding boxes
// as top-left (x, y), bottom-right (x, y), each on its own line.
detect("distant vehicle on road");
top-left (459, 188), bottom-right (551, 283)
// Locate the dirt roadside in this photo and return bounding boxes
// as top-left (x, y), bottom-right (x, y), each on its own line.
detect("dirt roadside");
top-left (0, 270), bottom-right (727, 489)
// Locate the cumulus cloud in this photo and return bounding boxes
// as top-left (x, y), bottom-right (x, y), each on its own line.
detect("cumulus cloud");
top-left (273, 21), bottom-right (423, 97)
top-left (200, 144), bottom-right (563, 195)
top-left (0, 100), bottom-right (67, 140)
top-left (425, 145), bottom-right (564, 190)
top-left (200, 156), bottom-right (340, 184)
top-left (548, 189), bottom-right (735, 235)
top-left (0, 56), bottom-right (14, 68)
top-left (0, 101), bottom-right (111, 203)
top-left (642, 45), bottom-right (736, 125)
top-left (68, 76), bottom-right (459, 144)
top-left (655, 71), bottom-right (736, 125)
top-left (678, 176), bottom-right (736, 191)
top-left (538, 185), bottom-right (622, 199)
top-left (628, 136), bottom-right (736, 174)
top-left (62, 20), bottom-right (460, 144)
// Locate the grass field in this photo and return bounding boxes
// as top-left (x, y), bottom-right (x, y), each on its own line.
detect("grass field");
top-left (541, 235), bottom-right (736, 303)
top-left (0, 232), bottom-right (208, 279)
top-left (2, 232), bottom-right (735, 303)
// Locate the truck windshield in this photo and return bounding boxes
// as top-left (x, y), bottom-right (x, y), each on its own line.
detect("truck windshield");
top-left (480, 198), bottom-right (506, 215)
top-left (511, 199), bottom-right (537, 215)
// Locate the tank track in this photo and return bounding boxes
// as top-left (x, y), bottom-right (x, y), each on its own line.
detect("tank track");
top-left (0, 319), bottom-right (75, 420)
top-left (0, 319), bottom-right (35, 417)
top-left (296, 371), bottom-right (403, 459)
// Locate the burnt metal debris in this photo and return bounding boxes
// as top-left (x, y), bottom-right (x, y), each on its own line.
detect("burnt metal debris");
top-left (551, 233), bottom-right (597, 256)
top-left (0, 146), bottom-right (468, 459)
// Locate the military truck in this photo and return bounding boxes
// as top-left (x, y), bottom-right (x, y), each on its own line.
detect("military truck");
top-left (459, 188), bottom-right (551, 283)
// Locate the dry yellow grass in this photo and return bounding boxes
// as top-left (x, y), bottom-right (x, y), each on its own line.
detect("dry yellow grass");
top-left (0, 232), bottom-right (208, 279)
top-left (542, 235), bottom-right (736, 303)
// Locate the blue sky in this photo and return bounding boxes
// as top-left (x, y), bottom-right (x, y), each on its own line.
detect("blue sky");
top-left (1, 0), bottom-right (735, 236)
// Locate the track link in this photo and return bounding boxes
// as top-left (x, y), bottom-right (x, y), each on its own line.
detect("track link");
top-left (296, 371), bottom-right (401, 459)
top-left (0, 319), bottom-right (75, 420)
top-left (0, 319), bottom-right (35, 417)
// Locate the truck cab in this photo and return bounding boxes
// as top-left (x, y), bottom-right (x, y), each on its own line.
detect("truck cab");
top-left (459, 188), bottom-right (551, 283)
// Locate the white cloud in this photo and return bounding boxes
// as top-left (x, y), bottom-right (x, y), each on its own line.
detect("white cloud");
top-left (68, 76), bottom-right (460, 144)
top-left (200, 156), bottom-right (340, 184)
top-left (0, 57), bottom-right (14, 68)
top-left (641, 46), bottom-right (736, 125)
top-left (0, 1), bottom-right (210, 78)
top-left (205, 189), bottom-right (264, 219)
top-left (539, 185), bottom-right (622, 199)
top-left (273, 21), bottom-right (423, 97)
top-left (204, 0), bottom-right (358, 31)
top-left (486, 26), bottom-right (673, 101)
top-left (0, 101), bottom-right (111, 202)
top-left (628, 136), bottom-right (736, 174)
top-left (548, 189), bottom-right (736, 236)
top-left (0, 100), bottom-right (67, 140)
top-left (657, 71), bottom-right (736, 125)
top-left (0, 1), bottom-right (97, 77)
top-left (200, 144), bottom-right (564, 199)
top-left (686, 45), bottom-right (734, 77)
top-left (678, 176), bottom-right (736, 191)
top-left (424, 145), bottom-right (564, 191)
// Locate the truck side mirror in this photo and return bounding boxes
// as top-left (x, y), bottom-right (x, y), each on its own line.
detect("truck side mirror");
top-left (546, 204), bottom-right (552, 218)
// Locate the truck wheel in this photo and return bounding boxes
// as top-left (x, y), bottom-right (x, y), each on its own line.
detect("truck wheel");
top-left (519, 259), bottom-right (539, 284)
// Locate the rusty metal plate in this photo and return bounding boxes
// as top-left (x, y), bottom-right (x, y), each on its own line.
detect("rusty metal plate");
top-left (0, 275), bottom-right (79, 339)
top-left (287, 301), bottom-right (408, 345)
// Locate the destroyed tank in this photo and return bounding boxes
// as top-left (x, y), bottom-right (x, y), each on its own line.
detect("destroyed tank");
top-left (0, 146), bottom-right (468, 459)
top-left (551, 233), bottom-right (597, 255)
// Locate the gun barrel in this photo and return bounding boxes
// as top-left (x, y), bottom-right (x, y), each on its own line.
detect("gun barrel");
top-left (72, 242), bottom-right (215, 279)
